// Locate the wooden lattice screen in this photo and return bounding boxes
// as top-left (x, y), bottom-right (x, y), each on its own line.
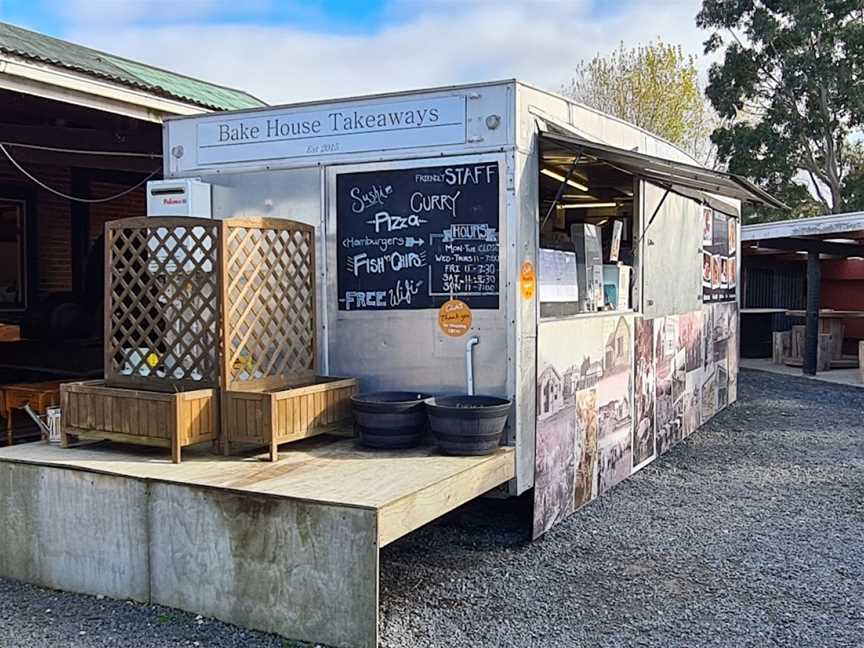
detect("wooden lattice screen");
top-left (105, 217), bottom-right (221, 391)
top-left (105, 216), bottom-right (317, 393)
top-left (222, 218), bottom-right (316, 390)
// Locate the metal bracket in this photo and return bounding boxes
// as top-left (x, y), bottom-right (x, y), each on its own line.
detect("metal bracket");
top-left (640, 186), bottom-right (672, 241)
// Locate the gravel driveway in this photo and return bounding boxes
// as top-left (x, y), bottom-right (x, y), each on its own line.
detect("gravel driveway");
top-left (1, 369), bottom-right (862, 647)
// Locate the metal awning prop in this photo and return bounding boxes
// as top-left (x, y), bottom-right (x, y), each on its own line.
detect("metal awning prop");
top-left (540, 128), bottom-right (789, 212)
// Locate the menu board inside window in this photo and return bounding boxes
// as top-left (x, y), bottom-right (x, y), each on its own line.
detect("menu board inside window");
top-left (701, 206), bottom-right (737, 302)
top-left (336, 162), bottom-right (500, 311)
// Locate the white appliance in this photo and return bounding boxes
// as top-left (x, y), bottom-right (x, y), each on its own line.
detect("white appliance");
top-left (146, 179), bottom-right (212, 217)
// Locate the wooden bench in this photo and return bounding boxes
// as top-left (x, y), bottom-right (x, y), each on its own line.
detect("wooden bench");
top-left (772, 331), bottom-right (791, 364)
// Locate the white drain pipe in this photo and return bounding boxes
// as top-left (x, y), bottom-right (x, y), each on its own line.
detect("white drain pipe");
top-left (465, 336), bottom-right (480, 395)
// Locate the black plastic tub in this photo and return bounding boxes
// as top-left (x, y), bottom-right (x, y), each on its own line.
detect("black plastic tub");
top-left (425, 395), bottom-right (511, 456)
top-left (351, 391), bottom-right (432, 449)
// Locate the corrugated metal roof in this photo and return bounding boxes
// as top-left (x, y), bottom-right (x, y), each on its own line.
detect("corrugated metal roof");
top-left (742, 211), bottom-right (864, 241)
top-left (0, 21), bottom-right (266, 112)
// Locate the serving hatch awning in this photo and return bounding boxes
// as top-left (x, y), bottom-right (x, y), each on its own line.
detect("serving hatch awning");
top-left (540, 128), bottom-right (789, 212)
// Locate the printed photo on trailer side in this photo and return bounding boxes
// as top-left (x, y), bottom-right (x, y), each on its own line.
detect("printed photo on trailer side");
top-left (533, 315), bottom-right (636, 537)
top-left (632, 316), bottom-right (656, 472)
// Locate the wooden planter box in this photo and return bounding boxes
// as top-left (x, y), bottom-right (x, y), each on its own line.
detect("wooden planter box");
top-left (223, 377), bottom-right (358, 460)
top-left (60, 380), bottom-right (218, 463)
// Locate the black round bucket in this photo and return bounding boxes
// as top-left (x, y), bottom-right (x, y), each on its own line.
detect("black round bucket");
top-left (425, 395), bottom-right (511, 456)
top-left (351, 391), bottom-right (432, 449)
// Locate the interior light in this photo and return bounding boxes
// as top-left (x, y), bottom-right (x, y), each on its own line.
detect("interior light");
top-left (541, 168), bottom-right (589, 192)
top-left (825, 238), bottom-right (857, 244)
top-left (560, 202), bottom-right (617, 209)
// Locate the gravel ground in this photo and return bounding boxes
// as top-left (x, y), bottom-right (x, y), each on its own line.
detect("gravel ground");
top-left (2, 369), bottom-right (862, 647)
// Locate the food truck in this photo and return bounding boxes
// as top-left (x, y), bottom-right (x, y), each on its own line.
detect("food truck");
top-left (0, 80), bottom-right (783, 648)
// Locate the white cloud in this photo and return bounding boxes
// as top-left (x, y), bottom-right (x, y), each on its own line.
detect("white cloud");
top-left (63, 0), bottom-right (708, 105)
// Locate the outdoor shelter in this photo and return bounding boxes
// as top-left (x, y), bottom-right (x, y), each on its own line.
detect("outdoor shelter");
top-left (0, 80), bottom-right (781, 648)
top-left (741, 212), bottom-right (864, 378)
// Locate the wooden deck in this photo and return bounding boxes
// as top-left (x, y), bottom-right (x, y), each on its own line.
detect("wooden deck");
top-left (0, 434), bottom-right (515, 547)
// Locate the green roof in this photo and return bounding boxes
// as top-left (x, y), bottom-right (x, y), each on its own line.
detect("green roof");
top-left (0, 21), bottom-right (266, 111)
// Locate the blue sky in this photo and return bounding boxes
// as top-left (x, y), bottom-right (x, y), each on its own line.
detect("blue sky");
top-left (1, 0), bottom-right (393, 34)
top-left (2, 1), bottom-right (636, 34)
top-left (0, 0), bottom-right (706, 103)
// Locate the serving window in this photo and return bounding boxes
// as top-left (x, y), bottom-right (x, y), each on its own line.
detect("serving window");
top-left (537, 150), bottom-right (636, 318)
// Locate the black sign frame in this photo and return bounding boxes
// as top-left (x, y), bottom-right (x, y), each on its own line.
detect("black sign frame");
top-left (335, 161), bottom-right (501, 312)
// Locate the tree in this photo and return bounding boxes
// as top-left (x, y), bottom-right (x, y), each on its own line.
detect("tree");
top-left (697, 0), bottom-right (864, 220)
top-left (562, 39), bottom-right (717, 165)
top-left (841, 140), bottom-right (864, 212)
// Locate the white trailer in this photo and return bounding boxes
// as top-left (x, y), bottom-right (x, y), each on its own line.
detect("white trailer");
top-left (162, 79), bottom-right (777, 503)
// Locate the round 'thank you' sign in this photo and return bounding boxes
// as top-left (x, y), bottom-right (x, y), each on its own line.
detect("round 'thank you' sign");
top-left (438, 299), bottom-right (473, 337)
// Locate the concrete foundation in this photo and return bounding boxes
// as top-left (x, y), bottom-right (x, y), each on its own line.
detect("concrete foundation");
top-left (149, 484), bottom-right (378, 648)
top-left (0, 438), bottom-right (514, 647)
top-left (0, 462), bottom-right (149, 601)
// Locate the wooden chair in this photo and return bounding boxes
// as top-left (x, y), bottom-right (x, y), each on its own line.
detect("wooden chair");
top-left (772, 331), bottom-right (791, 364)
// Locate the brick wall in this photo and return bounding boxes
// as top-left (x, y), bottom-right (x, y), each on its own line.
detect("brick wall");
top-left (89, 179), bottom-right (147, 243)
top-left (0, 159), bottom-right (148, 297)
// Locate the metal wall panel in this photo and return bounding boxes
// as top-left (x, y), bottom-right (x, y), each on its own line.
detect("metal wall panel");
top-left (641, 182), bottom-right (703, 318)
top-left (192, 167), bottom-right (328, 370)
top-left (205, 167), bottom-right (323, 228)
top-left (510, 147), bottom-right (538, 494)
top-left (324, 154), bottom-right (511, 399)
top-left (743, 263), bottom-right (805, 332)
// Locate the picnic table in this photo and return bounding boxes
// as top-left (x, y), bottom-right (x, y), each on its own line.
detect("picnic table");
top-left (785, 309), bottom-right (864, 363)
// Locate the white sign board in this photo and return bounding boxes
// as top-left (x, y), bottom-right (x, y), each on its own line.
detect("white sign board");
top-left (539, 249), bottom-right (579, 303)
top-left (195, 96), bottom-right (467, 165)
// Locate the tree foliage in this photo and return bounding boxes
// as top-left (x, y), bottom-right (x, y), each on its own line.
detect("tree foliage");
top-left (697, 0), bottom-right (864, 220)
top-left (837, 140), bottom-right (864, 211)
top-left (562, 39), bottom-right (716, 165)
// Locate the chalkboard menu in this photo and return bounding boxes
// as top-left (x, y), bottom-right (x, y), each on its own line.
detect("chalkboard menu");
top-left (336, 162), bottom-right (500, 311)
top-left (701, 206), bottom-right (737, 303)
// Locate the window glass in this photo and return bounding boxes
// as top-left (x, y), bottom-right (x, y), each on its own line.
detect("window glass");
top-left (0, 200), bottom-right (25, 310)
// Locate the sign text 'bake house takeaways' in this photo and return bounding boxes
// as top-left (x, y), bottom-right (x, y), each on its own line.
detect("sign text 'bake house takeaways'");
top-left (195, 96), bottom-right (467, 165)
top-left (336, 162), bottom-right (500, 312)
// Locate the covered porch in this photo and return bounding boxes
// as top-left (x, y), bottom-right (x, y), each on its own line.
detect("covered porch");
top-left (0, 21), bottom-right (263, 444)
top-left (741, 211), bottom-right (864, 381)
